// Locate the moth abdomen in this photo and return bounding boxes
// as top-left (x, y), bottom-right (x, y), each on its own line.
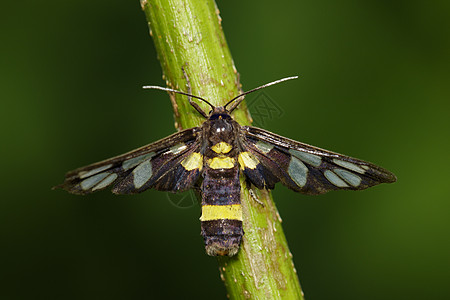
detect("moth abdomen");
top-left (201, 219), bottom-right (243, 256)
top-left (200, 157), bottom-right (243, 256)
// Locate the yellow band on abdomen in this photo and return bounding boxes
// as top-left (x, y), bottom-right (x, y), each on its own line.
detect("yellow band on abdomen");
top-left (200, 204), bottom-right (243, 221)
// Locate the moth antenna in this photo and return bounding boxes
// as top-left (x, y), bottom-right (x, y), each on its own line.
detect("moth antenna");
top-left (143, 85), bottom-right (215, 110)
top-left (225, 76), bottom-right (299, 112)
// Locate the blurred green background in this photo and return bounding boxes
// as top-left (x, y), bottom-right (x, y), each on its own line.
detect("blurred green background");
top-left (1, 0), bottom-right (449, 299)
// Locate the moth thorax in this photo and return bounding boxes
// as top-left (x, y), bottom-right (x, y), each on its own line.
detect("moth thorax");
top-left (209, 119), bottom-right (234, 143)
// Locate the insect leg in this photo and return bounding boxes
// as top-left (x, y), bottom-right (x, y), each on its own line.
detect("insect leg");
top-left (244, 179), bottom-right (264, 207)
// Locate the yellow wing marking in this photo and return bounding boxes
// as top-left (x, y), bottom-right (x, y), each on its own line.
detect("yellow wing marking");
top-left (181, 152), bottom-right (203, 171)
top-left (238, 152), bottom-right (259, 170)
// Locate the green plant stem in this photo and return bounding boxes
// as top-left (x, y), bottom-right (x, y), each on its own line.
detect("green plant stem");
top-left (141, 0), bottom-right (304, 298)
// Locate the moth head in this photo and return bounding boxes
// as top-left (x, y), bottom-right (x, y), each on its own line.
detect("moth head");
top-left (208, 106), bottom-right (232, 121)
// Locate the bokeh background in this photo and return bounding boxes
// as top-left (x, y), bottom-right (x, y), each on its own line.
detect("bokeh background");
top-left (1, 1), bottom-right (449, 299)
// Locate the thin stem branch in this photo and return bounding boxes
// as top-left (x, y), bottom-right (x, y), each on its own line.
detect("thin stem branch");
top-left (141, 0), bottom-right (304, 298)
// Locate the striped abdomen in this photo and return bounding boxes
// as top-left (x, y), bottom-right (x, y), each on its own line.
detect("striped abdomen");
top-left (200, 159), bottom-right (243, 256)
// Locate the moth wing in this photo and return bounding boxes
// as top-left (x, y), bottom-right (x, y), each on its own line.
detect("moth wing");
top-left (112, 142), bottom-right (203, 194)
top-left (54, 128), bottom-right (203, 195)
top-left (240, 126), bottom-right (396, 195)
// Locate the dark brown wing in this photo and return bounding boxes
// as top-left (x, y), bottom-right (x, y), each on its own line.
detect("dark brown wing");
top-left (239, 126), bottom-right (396, 195)
top-left (54, 128), bottom-right (204, 195)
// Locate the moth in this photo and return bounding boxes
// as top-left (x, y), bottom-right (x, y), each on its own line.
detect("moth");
top-left (55, 72), bottom-right (396, 256)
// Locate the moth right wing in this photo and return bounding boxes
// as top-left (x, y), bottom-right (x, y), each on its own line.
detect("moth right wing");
top-left (239, 126), bottom-right (396, 195)
top-left (54, 127), bottom-right (204, 195)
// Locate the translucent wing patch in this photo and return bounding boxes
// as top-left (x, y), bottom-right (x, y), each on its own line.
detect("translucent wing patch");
top-left (241, 126), bottom-right (396, 195)
top-left (54, 128), bottom-right (202, 195)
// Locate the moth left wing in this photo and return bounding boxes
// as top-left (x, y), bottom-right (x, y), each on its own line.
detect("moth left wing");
top-left (240, 126), bottom-right (396, 195)
top-left (55, 128), bottom-right (204, 195)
